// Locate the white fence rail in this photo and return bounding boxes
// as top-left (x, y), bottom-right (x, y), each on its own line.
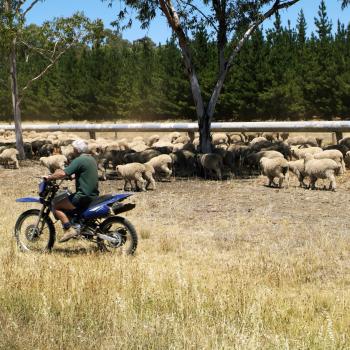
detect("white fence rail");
top-left (0, 121), bottom-right (349, 132)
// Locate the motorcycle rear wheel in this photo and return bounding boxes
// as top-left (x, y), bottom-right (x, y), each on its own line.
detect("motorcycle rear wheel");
top-left (98, 216), bottom-right (138, 255)
top-left (14, 209), bottom-right (56, 252)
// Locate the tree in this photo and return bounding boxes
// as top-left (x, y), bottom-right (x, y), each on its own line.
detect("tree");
top-left (108, 0), bottom-right (302, 152)
top-left (0, 1), bottom-right (89, 159)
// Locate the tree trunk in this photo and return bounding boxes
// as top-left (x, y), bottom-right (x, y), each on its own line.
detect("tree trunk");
top-left (9, 37), bottom-right (25, 159)
top-left (199, 111), bottom-right (212, 153)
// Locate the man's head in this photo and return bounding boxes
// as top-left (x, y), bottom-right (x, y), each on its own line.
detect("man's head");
top-left (72, 139), bottom-right (88, 157)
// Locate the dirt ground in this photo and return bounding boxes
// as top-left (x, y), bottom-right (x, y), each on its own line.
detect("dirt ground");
top-left (3, 161), bottom-right (350, 241)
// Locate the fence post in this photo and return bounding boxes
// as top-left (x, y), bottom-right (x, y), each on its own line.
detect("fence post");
top-left (89, 131), bottom-right (96, 140)
top-left (335, 131), bottom-right (343, 144)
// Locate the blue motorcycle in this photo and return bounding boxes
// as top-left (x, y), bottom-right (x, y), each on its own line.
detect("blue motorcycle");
top-left (14, 179), bottom-right (138, 254)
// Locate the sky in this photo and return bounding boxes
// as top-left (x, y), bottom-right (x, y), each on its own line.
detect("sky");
top-left (25, 0), bottom-right (350, 44)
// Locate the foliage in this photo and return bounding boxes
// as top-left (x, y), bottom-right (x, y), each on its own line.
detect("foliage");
top-left (0, 1), bottom-right (350, 121)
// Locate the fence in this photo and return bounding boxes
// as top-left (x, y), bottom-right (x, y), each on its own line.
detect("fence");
top-left (1, 121), bottom-right (349, 142)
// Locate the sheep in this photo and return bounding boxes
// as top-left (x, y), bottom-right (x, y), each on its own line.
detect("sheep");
top-left (259, 157), bottom-right (289, 188)
top-left (288, 159), bottom-right (308, 188)
top-left (171, 150), bottom-right (197, 177)
top-left (143, 163), bottom-right (156, 190)
top-left (40, 155), bottom-right (67, 174)
top-left (291, 146), bottom-right (323, 160)
top-left (212, 133), bottom-right (229, 146)
top-left (0, 148), bottom-right (19, 169)
top-left (174, 135), bottom-right (190, 144)
top-left (146, 134), bottom-right (160, 147)
top-left (197, 153), bottom-right (223, 180)
top-left (313, 149), bottom-right (345, 174)
top-left (227, 133), bottom-right (245, 144)
top-left (61, 144), bottom-right (75, 161)
top-left (303, 154), bottom-right (340, 191)
top-left (116, 163), bottom-right (148, 191)
top-left (145, 154), bottom-right (173, 180)
top-left (345, 151), bottom-right (350, 169)
top-left (249, 136), bottom-right (267, 146)
top-left (124, 149), bottom-right (161, 164)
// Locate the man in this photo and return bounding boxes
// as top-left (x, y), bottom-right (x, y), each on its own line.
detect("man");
top-left (46, 139), bottom-right (99, 243)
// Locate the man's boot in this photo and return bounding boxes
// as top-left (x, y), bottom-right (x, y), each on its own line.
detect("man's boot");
top-left (59, 226), bottom-right (79, 243)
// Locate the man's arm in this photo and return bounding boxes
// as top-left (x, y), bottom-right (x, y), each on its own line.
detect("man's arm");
top-left (47, 169), bottom-right (67, 181)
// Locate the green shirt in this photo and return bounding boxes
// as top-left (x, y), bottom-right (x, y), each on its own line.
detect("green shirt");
top-left (64, 154), bottom-right (99, 198)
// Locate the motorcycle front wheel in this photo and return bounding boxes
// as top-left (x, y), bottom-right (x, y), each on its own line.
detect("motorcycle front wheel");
top-left (14, 209), bottom-right (56, 252)
top-left (98, 216), bottom-right (138, 255)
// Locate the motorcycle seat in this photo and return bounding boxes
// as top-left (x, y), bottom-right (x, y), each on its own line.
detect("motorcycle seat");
top-left (88, 194), bottom-right (114, 208)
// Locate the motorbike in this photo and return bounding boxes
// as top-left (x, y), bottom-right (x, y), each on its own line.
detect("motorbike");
top-left (14, 178), bottom-right (138, 254)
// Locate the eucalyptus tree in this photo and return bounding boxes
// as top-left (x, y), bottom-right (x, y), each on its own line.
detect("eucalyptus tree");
top-left (0, 1), bottom-right (89, 159)
top-left (108, 0), bottom-right (302, 152)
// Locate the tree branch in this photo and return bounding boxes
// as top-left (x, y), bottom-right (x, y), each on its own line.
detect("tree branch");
top-left (14, 0), bottom-right (27, 14)
top-left (176, 0), bottom-right (219, 33)
top-left (19, 43), bottom-right (72, 100)
top-left (206, 0), bottom-right (301, 119)
top-left (22, 0), bottom-right (41, 18)
top-left (20, 40), bottom-right (54, 62)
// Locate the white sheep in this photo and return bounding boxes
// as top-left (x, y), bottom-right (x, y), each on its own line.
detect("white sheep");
top-left (146, 134), bottom-right (160, 147)
top-left (288, 159), bottom-right (307, 188)
top-left (145, 154), bottom-right (173, 180)
top-left (303, 154), bottom-right (340, 191)
top-left (0, 148), bottom-right (19, 169)
top-left (313, 149), bottom-right (345, 174)
top-left (40, 155), bottom-right (67, 174)
top-left (250, 136), bottom-right (267, 145)
top-left (115, 163), bottom-right (156, 191)
top-left (212, 133), bottom-right (229, 146)
top-left (116, 163), bottom-right (148, 191)
top-left (260, 157), bottom-right (289, 188)
top-left (291, 146), bottom-right (323, 160)
top-left (198, 153), bottom-right (223, 180)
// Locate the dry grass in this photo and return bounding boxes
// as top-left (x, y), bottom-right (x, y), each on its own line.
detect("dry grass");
top-left (1, 162), bottom-right (350, 349)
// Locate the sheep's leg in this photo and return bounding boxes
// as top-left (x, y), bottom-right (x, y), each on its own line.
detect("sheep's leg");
top-left (268, 177), bottom-right (274, 187)
top-left (145, 173), bottom-right (156, 190)
top-left (281, 173), bottom-right (289, 188)
top-left (216, 168), bottom-right (222, 181)
top-left (310, 176), bottom-right (317, 190)
top-left (14, 158), bottom-right (19, 169)
top-left (328, 173), bottom-right (336, 191)
top-left (134, 173), bottom-right (146, 191)
top-left (160, 165), bottom-right (172, 181)
top-left (124, 179), bottom-right (134, 191)
top-left (98, 160), bottom-right (107, 180)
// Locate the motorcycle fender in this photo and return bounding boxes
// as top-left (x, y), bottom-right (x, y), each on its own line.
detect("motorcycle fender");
top-left (16, 197), bottom-right (42, 203)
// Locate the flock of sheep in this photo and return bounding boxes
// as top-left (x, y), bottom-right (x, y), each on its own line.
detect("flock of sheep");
top-left (1, 128), bottom-right (350, 192)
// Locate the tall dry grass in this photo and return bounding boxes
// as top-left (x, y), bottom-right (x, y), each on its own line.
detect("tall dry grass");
top-left (0, 165), bottom-right (350, 349)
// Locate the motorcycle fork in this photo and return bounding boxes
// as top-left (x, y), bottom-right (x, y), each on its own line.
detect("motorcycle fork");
top-left (34, 205), bottom-right (49, 233)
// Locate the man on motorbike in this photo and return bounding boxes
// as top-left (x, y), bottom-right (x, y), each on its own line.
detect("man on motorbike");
top-left (45, 139), bottom-right (99, 243)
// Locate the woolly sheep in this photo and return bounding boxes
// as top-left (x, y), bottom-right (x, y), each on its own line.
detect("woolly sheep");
top-left (40, 155), bottom-right (67, 174)
top-left (288, 159), bottom-right (307, 188)
top-left (260, 157), bottom-right (289, 188)
top-left (303, 154), bottom-right (340, 191)
top-left (146, 135), bottom-right (160, 147)
top-left (174, 135), bottom-right (190, 144)
top-left (0, 148), bottom-right (19, 169)
top-left (212, 133), bottom-right (229, 146)
top-left (291, 146), bottom-right (323, 160)
top-left (116, 163), bottom-right (155, 191)
top-left (345, 151), bottom-right (350, 169)
top-left (197, 153), bottom-right (223, 180)
top-left (313, 149), bottom-right (345, 174)
top-left (145, 154), bottom-right (173, 180)
top-left (250, 136), bottom-right (267, 145)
